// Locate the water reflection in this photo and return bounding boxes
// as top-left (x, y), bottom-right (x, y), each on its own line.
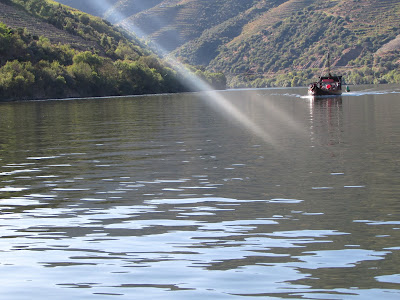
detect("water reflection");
top-left (1, 89), bottom-right (400, 299)
top-left (308, 96), bottom-right (343, 141)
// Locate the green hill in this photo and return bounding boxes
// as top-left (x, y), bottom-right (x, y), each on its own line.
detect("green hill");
top-left (53, 0), bottom-right (400, 87)
top-left (0, 0), bottom-right (226, 101)
top-left (172, 0), bottom-right (400, 87)
top-left (209, 0), bottom-right (400, 87)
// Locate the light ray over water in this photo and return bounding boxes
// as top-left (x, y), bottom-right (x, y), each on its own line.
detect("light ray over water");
top-left (165, 58), bottom-right (277, 144)
top-left (98, 2), bottom-right (302, 146)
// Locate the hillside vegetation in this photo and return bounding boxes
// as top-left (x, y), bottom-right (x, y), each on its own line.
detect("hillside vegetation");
top-left (208, 0), bottom-right (400, 87)
top-left (0, 0), bottom-right (226, 101)
top-left (55, 0), bottom-right (400, 87)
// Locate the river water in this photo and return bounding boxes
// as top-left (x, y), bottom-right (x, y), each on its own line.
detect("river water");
top-left (0, 86), bottom-right (400, 299)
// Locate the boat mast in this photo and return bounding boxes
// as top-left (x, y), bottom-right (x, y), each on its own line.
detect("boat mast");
top-left (327, 51), bottom-right (332, 77)
top-left (319, 50), bottom-right (332, 78)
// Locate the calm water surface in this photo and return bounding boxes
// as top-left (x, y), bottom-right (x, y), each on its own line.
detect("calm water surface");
top-left (0, 86), bottom-right (400, 299)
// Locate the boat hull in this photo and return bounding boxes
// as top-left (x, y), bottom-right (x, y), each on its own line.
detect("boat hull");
top-left (308, 87), bottom-right (342, 97)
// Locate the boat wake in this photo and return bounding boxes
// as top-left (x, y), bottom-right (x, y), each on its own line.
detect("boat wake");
top-left (344, 89), bottom-right (400, 97)
top-left (284, 87), bottom-right (400, 100)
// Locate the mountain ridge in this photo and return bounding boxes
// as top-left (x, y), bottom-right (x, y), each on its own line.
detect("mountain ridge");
top-left (21, 0), bottom-right (400, 86)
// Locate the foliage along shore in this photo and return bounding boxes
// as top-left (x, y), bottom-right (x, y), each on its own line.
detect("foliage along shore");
top-left (0, 0), bottom-right (226, 101)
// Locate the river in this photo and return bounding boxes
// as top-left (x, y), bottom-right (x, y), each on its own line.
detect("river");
top-left (0, 85), bottom-right (400, 299)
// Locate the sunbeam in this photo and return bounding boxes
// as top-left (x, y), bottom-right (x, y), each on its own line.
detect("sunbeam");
top-left (163, 50), bottom-right (277, 145)
top-left (103, 0), bottom-right (130, 22)
top-left (94, 0), bottom-right (302, 146)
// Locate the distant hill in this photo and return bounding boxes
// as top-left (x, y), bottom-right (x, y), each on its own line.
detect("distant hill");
top-left (207, 0), bottom-right (400, 87)
top-left (47, 0), bottom-right (120, 18)
top-left (120, 0), bottom-right (258, 52)
top-left (55, 0), bottom-right (164, 23)
top-left (51, 0), bottom-right (400, 86)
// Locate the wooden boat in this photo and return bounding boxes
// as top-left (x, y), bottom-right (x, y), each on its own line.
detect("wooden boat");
top-left (308, 75), bottom-right (343, 96)
top-left (308, 52), bottom-right (347, 97)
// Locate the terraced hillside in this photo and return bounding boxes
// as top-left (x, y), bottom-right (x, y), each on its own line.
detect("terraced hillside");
top-left (334, 0), bottom-right (400, 34)
top-left (56, 0), bottom-right (164, 23)
top-left (229, 0), bottom-right (315, 46)
top-left (104, 0), bottom-right (164, 23)
top-left (40, 0), bottom-right (400, 86)
top-left (0, 1), bottom-right (98, 51)
top-left (53, 0), bottom-right (400, 57)
top-left (119, 0), bottom-right (257, 52)
top-left (171, 0), bottom-right (285, 65)
top-left (122, 3), bottom-right (182, 52)
top-left (177, 0), bottom-right (400, 86)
